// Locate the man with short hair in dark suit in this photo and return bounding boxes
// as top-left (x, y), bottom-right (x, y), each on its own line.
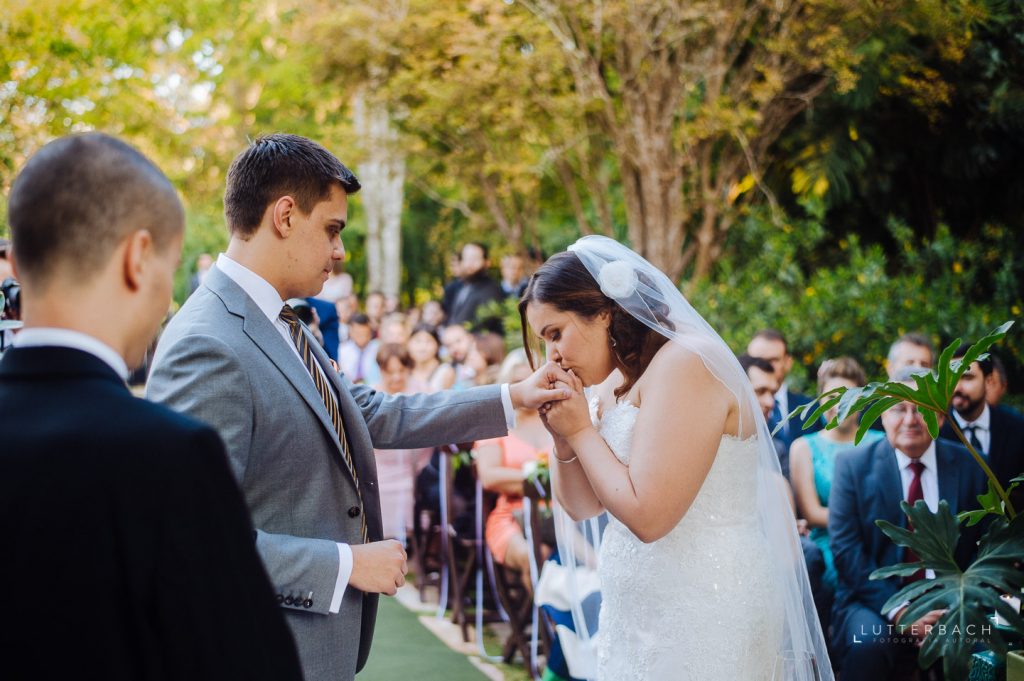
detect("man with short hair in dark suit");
top-left (747, 328), bottom-right (823, 451)
top-left (830, 369), bottom-right (987, 681)
top-left (442, 242), bottom-right (505, 326)
top-left (940, 343), bottom-right (1024, 495)
top-left (0, 133), bottom-right (302, 681)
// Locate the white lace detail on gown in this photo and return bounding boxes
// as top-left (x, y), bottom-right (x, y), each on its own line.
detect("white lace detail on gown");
top-left (593, 400), bottom-right (783, 681)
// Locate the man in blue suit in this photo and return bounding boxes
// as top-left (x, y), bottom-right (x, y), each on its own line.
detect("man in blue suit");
top-left (829, 368), bottom-right (987, 680)
top-left (747, 328), bottom-right (822, 450)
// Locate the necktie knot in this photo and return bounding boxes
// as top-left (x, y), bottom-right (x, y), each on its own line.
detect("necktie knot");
top-left (909, 461), bottom-right (925, 479)
top-left (964, 424), bottom-right (985, 454)
top-left (279, 304), bottom-right (300, 327)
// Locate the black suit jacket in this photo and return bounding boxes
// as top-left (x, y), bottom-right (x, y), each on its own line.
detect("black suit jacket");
top-left (443, 274), bottom-right (505, 327)
top-left (0, 347), bottom-right (302, 681)
top-left (940, 405), bottom-right (1024, 492)
top-left (829, 436), bottom-right (987, 649)
top-left (770, 389), bottom-right (824, 452)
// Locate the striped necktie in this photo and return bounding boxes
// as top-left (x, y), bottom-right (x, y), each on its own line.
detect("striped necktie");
top-left (280, 304), bottom-right (367, 542)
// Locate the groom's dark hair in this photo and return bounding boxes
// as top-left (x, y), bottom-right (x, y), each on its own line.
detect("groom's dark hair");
top-left (518, 251), bottom-right (672, 400)
top-left (224, 133), bottom-right (360, 239)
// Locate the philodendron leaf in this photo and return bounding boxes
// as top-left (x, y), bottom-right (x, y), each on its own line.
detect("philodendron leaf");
top-left (957, 478), bottom-right (1009, 527)
top-left (871, 504), bottom-right (1024, 678)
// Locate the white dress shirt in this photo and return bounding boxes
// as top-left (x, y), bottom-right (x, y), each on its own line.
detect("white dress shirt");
top-left (888, 441), bottom-right (939, 620)
top-left (215, 254), bottom-right (515, 612)
top-left (14, 327), bottom-right (129, 381)
top-left (952, 403), bottom-right (992, 455)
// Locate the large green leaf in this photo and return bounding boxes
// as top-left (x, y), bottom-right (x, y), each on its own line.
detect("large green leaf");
top-left (870, 502), bottom-right (1024, 678)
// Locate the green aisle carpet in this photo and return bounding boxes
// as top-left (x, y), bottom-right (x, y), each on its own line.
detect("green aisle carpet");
top-left (357, 596), bottom-right (490, 680)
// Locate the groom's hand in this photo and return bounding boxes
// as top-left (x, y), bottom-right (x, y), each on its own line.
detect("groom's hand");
top-left (350, 540), bottom-right (407, 596)
top-left (509, 361), bottom-right (573, 410)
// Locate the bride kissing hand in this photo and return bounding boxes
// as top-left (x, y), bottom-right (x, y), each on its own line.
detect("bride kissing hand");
top-left (539, 369), bottom-right (591, 441)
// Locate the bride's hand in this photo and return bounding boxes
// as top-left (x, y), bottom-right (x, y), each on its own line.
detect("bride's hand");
top-left (541, 370), bottom-right (591, 441)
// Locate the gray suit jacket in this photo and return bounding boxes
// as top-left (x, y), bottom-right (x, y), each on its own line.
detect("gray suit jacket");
top-left (147, 266), bottom-right (508, 681)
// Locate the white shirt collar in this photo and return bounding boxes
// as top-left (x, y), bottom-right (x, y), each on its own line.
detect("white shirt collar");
top-left (216, 253), bottom-right (286, 324)
top-left (953, 403), bottom-right (991, 432)
top-left (14, 327), bottom-right (129, 380)
top-left (895, 440), bottom-right (938, 472)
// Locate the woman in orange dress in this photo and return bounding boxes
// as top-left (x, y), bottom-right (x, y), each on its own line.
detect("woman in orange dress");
top-left (477, 349), bottom-right (553, 579)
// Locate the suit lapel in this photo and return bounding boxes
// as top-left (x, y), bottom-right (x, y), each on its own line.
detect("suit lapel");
top-left (935, 441), bottom-right (961, 516)
top-left (205, 269), bottom-right (349, 467)
top-left (989, 407), bottom-right (1009, 461)
top-left (874, 439), bottom-right (906, 528)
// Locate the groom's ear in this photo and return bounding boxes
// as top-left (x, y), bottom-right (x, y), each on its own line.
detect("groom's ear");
top-left (271, 195), bottom-right (298, 238)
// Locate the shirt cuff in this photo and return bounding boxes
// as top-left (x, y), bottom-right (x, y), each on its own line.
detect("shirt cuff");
top-left (500, 383), bottom-right (516, 431)
top-left (329, 543), bottom-right (354, 614)
top-left (888, 601), bottom-right (910, 623)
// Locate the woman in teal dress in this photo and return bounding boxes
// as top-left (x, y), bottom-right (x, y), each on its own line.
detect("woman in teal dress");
top-left (790, 357), bottom-right (882, 589)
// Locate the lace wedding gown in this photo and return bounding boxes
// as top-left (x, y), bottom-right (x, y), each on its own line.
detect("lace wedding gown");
top-left (594, 400), bottom-right (784, 680)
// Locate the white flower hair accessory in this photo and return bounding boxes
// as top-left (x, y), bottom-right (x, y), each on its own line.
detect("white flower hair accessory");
top-left (598, 259), bottom-right (637, 299)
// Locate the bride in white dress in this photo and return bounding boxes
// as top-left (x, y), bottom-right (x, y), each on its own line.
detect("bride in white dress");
top-left (518, 236), bottom-right (831, 681)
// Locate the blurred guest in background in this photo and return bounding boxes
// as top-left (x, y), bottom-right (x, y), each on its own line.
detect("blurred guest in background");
top-left (0, 237), bottom-right (14, 280)
top-left (407, 324), bottom-right (455, 393)
top-left (442, 242), bottom-right (503, 326)
top-left (478, 350), bottom-right (553, 584)
top-left (941, 344), bottom-right (1024, 496)
top-left (987, 353), bottom-right (1012, 410)
top-left (373, 343), bottom-right (433, 542)
top-left (886, 332), bottom-right (934, 378)
top-left (364, 291), bottom-right (385, 333)
top-left (830, 368), bottom-right (986, 681)
top-left (317, 259), bottom-right (353, 303)
top-left (747, 328), bottom-right (822, 451)
top-left (188, 252), bottom-right (213, 296)
top-left (739, 353), bottom-right (788, 477)
top-left (442, 323), bottom-right (476, 389)
top-left (466, 331), bottom-right (506, 386)
top-left (335, 293), bottom-right (358, 344)
top-left (338, 313), bottom-right (380, 385)
top-left (378, 313), bottom-right (409, 345)
top-left (790, 357), bottom-right (882, 593)
top-left (500, 252), bottom-right (526, 298)
top-left (421, 299), bottom-right (445, 327)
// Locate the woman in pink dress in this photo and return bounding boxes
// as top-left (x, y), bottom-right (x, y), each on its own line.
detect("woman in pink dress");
top-left (373, 343), bottom-right (433, 540)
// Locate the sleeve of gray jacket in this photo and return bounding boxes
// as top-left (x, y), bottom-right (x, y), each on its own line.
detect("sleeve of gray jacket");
top-left (147, 332), bottom-right (340, 615)
top-left (347, 378), bottom-right (509, 449)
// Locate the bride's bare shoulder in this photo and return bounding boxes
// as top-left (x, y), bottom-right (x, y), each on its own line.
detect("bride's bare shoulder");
top-left (642, 340), bottom-right (723, 391)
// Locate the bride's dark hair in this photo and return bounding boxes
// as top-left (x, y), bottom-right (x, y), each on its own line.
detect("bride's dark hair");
top-left (518, 251), bottom-right (673, 400)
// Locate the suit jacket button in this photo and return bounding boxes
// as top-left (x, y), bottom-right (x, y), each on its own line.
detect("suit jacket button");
top-left (303, 598), bottom-right (313, 608)
top-left (348, 506), bottom-right (361, 518)
top-left (284, 595), bottom-right (294, 606)
top-left (276, 594), bottom-right (285, 604)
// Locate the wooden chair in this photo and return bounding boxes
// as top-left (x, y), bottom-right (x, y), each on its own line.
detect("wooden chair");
top-left (488, 473), bottom-right (555, 678)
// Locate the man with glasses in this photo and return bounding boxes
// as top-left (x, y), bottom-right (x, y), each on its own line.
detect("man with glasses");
top-left (828, 367), bottom-right (987, 681)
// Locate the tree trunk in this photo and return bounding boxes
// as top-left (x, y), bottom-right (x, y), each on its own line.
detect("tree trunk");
top-left (353, 93), bottom-right (406, 296)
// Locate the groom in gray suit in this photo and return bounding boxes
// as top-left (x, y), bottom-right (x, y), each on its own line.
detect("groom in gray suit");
top-left (147, 133), bottom-right (569, 681)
